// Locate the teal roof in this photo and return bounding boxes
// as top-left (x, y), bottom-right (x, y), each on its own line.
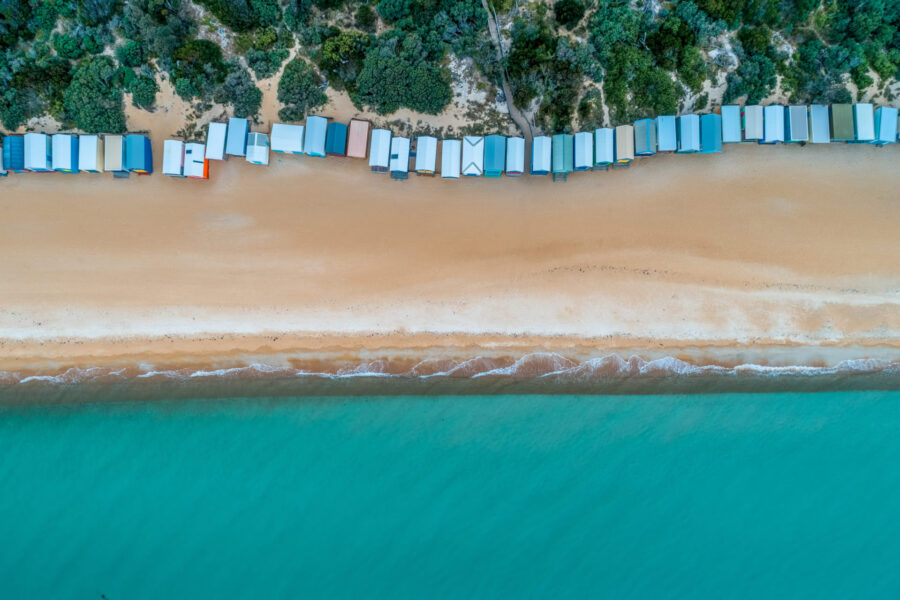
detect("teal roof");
top-left (552, 134), bottom-right (573, 173)
top-left (484, 135), bottom-right (506, 174)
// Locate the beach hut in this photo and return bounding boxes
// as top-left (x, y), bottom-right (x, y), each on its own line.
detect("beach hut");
top-left (440, 139), bottom-right (461, 179)
top-left (3, 136), bottom-right (25, 173)
top-left (24, 133), bottom-right (51, 172)
top-left (246, 132), bottom-right (269, 166)
top-left (593, 128), bottom-right (614, 169)
top-left (742, 105), bottom-right (764, 142)
top-left (226, 117), bottom-right (249, 157)
top-left (699, 113), bottom-right (722, 153)
top-left (78, 135), bottom-right (103, 173)
top-left (762, 105), bottom-right (784, 144)
top-left (633, 119), bottom-right (656, 156)
top-left (830, 104), bottom-right (854, 142)
top-left (873, 106), bottom-right (898, 145)
top-left (720, 105), bottom-right (742, 143)
top-left (506, 137), bottom-right (525, 176)
top-left (162, 140), bottom-right (185, 177)
top-left (574, 131), bottom-right (594, 169)
top-left (0, 147), bottom-right (4, 177)
top-left (676, 115), bottom-right (700, 153)
top-left (368, 129), bottom-right (391, 173)
top-left (808, 105), bottom-right (830, 143)
top-left (51, 133), bottom-right (79, 173)
top-left (552, 133), bottom-right (573, 181)
top-left (389, 136), bottom-right (410, 180)
top-left (785, 105), bottom-right (809, 143)
top-left (347, 119), bottom-right (370, 158)
top-left (614, 125), bottom-right (634, 164)
top-left (206, 122), bottom-right (227, 160)
top-left (852, 103), bottom-right (875, 143)
top-left (462, 136), bottom-right (484, 177)
top-left (183, 142), bottom-right (209, 179)
top-left (104, 134), bottom-right (124, 173)
top-left (270, 123), bottom-right (304, 154)
top-left (656, 116), bottom-right (677, 152)
top-left (415, 136), bottom-right (438, 175)
top-left (325, 121), bottom-right (348, 157)
top-left (531, 136), bottom-right (551, 175)
top-left (124, 134), bottom-right (152, 174)
top-left (304, 116), bottom-right (328, 157)
top-left (484, 135), bottom-right (506, 177)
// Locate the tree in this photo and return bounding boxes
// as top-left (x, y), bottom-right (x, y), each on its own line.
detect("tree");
top-left (724, 53), bottom-right (777, 103)
top-left (246, 48), bottom-right (289, 79)
top-left (130, 74), bottom-right (158, 109)
top-left (116, 41), bottom-right (144, 68)
top-left (318, 29), bottom-right (371, 92)
top-left (356, 4), bottom-right (376, 30)
top-left (554, 0), bottom-right (585, 30)
top-left (277, 58), bottom-right (327, 121)
top-left (63, 56), bottom-right (125, 132)
top-left (214, 66), bottom-right (262, 117)
top-left (171, 38), bottom-right (228, 99)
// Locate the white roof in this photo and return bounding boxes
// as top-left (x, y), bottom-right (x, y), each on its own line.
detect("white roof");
top-left (206, 122), bottom-right (227, 159)
top-left (574, 131), bottom-right (593, 168)
top-left (462, 136), bottom-right (484, 176)
top-left (24, 133), bottom-right (49, 170)
top-left (304, 116), bottom-right (328, 156)
top-left (853, 103), bottom-right (875, 141)
top-left (271, 123), bottom-right (304, 153)
top-left (809, 105), bottom-right (830, 143)
top-left (506, 137), bottom-right (525, 173)
top-left (162, 140), bottom-right (184, 176)
top-left (594, 129), bottom-right (614, 164)
top-left (678, 115), bottom-right (700, 151)
top-left (763, 105), bottom-right (784, 142)
top-left (51, 134), bottom-right (76, 170)
top-left (389, 136), bottom-right (410, 172)
top-left (415, 136), bottom-right (437, 173)
top-left (183, 143), bottom-right (207, 178)
top-left (78, 135), bottom-right (102, 171)
top-left (743, 105), bottom-right (764, 140)
top-left (721, 105), bottom-right (742, 142)
top-left (246, 132), bottom-right (270, 166)
top-left (440, 139), bottom-right (461, 178)
top-left (875, 106), bottom-right (898, 142)
top-left (369, 129), bottom-right (391, 168)
top-left (532, 136), bottom-right (552, 171)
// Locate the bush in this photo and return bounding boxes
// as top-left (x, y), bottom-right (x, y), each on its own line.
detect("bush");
top-left (246, 48), bottom-right (289, 79)
top-left (130, 74), bottom-right (158, 109)
top-left (356, 4), bottom-right (376, 30)
top-left (171, 39), bottom-right (228, 99)
top-left (277, 58), bottom-right (328, 121)
top-left (724, 53), bottom-right (776, 103)
top-left (214, 66), bottom-right (262, 117)
top-left (554, 0), bottom-right (585, 30)
top-left (195, 0), bottom-right (281, 32)
top-left (116, 41), bottom-right (144, 68)
top-left (318, 29), bottom-right (371, 92)
top-left (63, 56), bottom-right (125, 132)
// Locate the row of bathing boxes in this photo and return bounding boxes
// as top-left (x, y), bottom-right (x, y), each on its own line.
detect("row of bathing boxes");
top-left (1, 103), bottom-right (896, 181)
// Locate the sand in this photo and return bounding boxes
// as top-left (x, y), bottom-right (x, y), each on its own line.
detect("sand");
top-left (1, 140), bottom-right (899, 378)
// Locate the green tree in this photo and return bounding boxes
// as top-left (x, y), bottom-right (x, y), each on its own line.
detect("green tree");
top-left (554, 0), bottom-right (585, 29)
top-left (214, 66), bottom-right (262, 117)
top-left (63, 56), bottom-right (125, 132)
top-left (130, 74), bottom-right (158, 109)
top-left (116, 41), bottom-right (144, 68)
top-left (277, 58), bottom-right (328, 121)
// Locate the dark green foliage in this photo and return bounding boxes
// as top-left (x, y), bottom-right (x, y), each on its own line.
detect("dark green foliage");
top-left (214, 66), bottom-right (262, 117)
top-left (646, 14), bottom-right (696, 72)
top-left (355, 4), bottom-right (376, 29)
top-left (171, 39), bottom-right (228, 99)
top-left (63, 55), bottom-right (126, 132)
top-left (277, 58), bottom-right (328, 121)
top-left (723, 52), bottom-right (776, 103)
top-left (52, 32), bottom-right (88, 60)
top-left (130, 74), bottom-right (158, 108)
top-left (195, 0), bottom-right (281, 32)
top-left (554, 0), bottom-right (585, 29)
top-left (318, 29), bottom-right (371, 93)
top-left (116, 41), bottom-right (144, 67)
top-left (246, 48), bottom-right (290, 79)
top-left (0, 57), bottom-right (72, 129)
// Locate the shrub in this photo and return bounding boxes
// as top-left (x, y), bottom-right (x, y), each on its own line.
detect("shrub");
top-left (214, 66), bottom-right (262, 117)
top-left (554, 0), bottom-right (585, 30)
top-left (277, 58), bottom-right (328, 121)
top-left (63, 56), bottom-right (126, 132)
top-left (130, 74), bottom-right (158, 109)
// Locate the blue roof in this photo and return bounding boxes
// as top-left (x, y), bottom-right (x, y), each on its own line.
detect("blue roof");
top-left (124, 134), bottom-right (153, 173)
top-left (677, 114), bottom-right (700, 152)
top-left (484, 135), bottom-right (506, 174)
top-left (656, 116), bottom-right (677, 152)
top-left (809, 105), bottom-right (830, 143)
top-left (3, 136), bottom-right (25, 171)
top-left (226, 117), bottom-right (249, 156)
top-left (325, 122), bottom-right (348, 155)
top-left (721, 106), bottom-right (742, 142)
top-left (634, 119), bottom-right (656, 155)
top-left (874, 106), bottom-right (898, 145)
top-left (699, 114), bottom-right (722, 153)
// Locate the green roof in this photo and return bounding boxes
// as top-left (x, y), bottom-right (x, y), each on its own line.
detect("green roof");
top-left (831, 104), bottom-right (854, 140)
top-left (552, 134), bottom-right (573, 174)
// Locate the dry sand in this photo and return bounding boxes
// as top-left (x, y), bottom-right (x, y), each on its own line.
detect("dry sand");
top-left (1, 140), bottom-right (899, 377)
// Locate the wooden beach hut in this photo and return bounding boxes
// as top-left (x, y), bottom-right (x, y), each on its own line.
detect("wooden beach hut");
top-left (506, 137), bottom-right (525, 176)
top-left (440, 139), bottom-right (461, 179)
top-left (304, 116), bottom-right (328, 157)
top-left (226, 117), bottom-right (249, 157)
top-left (720, 105), bottom-right (742, 143)
top-left (24, 133), bottom-right (51, 172)
top-left (0, 146), bottom-right (4, 177)
top-left (246, 132), bottom-right (269, 166)
top-left (676, 115), bottom-right (700, 153)
top-left (124, 134), bottom-right (152, 174)
top-left (655, 116), bottom-right (677, 152)
top-left (808, 105), bottom-right (830, 143)
top-left (531, 136), bottom-right (551, 175)
top-left (206, 122), bottom-right (227, 160)
top-left (325, 122), bottom-right (348, 157)
top-left (270, 123), bottom-right (304, 154)
top-left (183, 142), bottom-right (209, 179)
top-left (3, 136), bottom-right (25, 173)
top-left (852, 103), bottom-right (875, 143)
top-left (484, 135), bottom-right (506, 177)
top-left (162, 140), bottom-right (185, 176)
top-left (830, 104), bottom-right (854, 141)
top-left (78, 135), bottom-right (103, 173)
top-left (415, 136), bottom-right (438, 175)
top-left (762, 105), bottom-right (784, 144)
top-left (785, 105), bottom-right (809, 143)
top-left (389, 136), bottom-right (410, 180)
top-left (51, 133), bottom-right (79, 173)
top-left (873, 106), bottom-right (898, 145)
top-left (552, 133), bottom-right (573, 181)
top-left (368, 129), bottom-right (391, 173)
top-left (347, 119), bottom-right (370, 159)
top-left (742, 105), bottom-right (764, 142)
top-left (633, 119), bottom-right (656, 156)
top-left (574, 131), bottom-right (594, 169)
top-left (593, 128), bottom-right (614, 169)
top-left (614, 125), bottom-right (634, 164)
top-left (699, 113), bottom-right (722, 153)
top-left (462, 136), bottom-right (484, 177)
top-left (103, 134), bottom-right (124, 173)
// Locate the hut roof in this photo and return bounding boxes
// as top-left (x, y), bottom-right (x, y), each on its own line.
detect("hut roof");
top-left (368, 129), bottom-right (391, 169)
top-left (763, 105), bottom-right (784, 142)
top-left (246, 132), bottom-right (269, 165)
top-left (552, 134), bottom-right (573, 173)
top-left (304, 116), bottom-right (328, 156)
top-left (270, 123), bottom-right (304, 153)
top-left (633, 119), bottom-right (657, 155)
top-left (853, 103), bottom-right (875, 141)
top-left (699, 113), bottom-right (722, 153)
top-left (874, 106), bottom-right (898, 144)
top-left (415, 136), bottom-right (438, 173)
top-left (720, 106), bottom-right (742, 143)
top-left (206, 122), bottom-right (227, 159)
top-left (389, 136), bottom-right (410, 172)
top-left (614, 125), bottom-right (634, 161)
top-left (808, 105), bottom-right (830, 143)
top-left (104, 135), bottom-right (123, 171)
top-left (484, 135), bottom-right (506, 174)
top-left (347, 120), bottom-right (370, 158)
top-left (506, 137), bottom-right (525, 174)
top-left (531, 136), bottom-right (552, 173)
top-left (440, 139), bottom-right (461, 178)
top-left (462, 136), bottom-right (484, 176)
top-left (226, 117), bottom-right (248, 156)
top-left (183, 143), bottom-right (208, 178)
top-left (162, 139), bottom-right (184, 175)
top-left (325, 122), bottom-right (348, 155)
top-left (830, 104), bottom-right (854, 140)
top-left (786, 105), bottom-right (809, 141)
top-left (574, 131), bottom-right (594, 167)
top-left (594, 128), bottom-right (614, 164)
top-left (51, 134), bottom-right (78, 171)
top-left (742, 105), bottom-right (764, 140)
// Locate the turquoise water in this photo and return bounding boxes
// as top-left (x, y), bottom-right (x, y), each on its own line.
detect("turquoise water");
top-left (2, 391), bottom-right (900, 598)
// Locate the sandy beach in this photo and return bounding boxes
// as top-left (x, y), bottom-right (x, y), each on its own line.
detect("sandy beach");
top-left (1, 138), bottom-right (899, 381)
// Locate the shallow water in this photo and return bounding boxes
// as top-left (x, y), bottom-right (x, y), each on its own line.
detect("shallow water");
top-left (2, 391), bottom-right (900, 598)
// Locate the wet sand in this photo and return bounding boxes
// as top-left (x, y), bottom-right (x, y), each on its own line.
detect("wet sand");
top-left (0, 140), bottom-right (898, 379)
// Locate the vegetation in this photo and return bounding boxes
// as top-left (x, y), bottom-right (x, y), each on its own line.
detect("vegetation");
top-left (277, 58), bottom-right (328, 121)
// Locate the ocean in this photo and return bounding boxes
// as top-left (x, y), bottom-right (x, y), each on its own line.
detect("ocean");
top-left (2, 390), bottom-right (900, 598)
